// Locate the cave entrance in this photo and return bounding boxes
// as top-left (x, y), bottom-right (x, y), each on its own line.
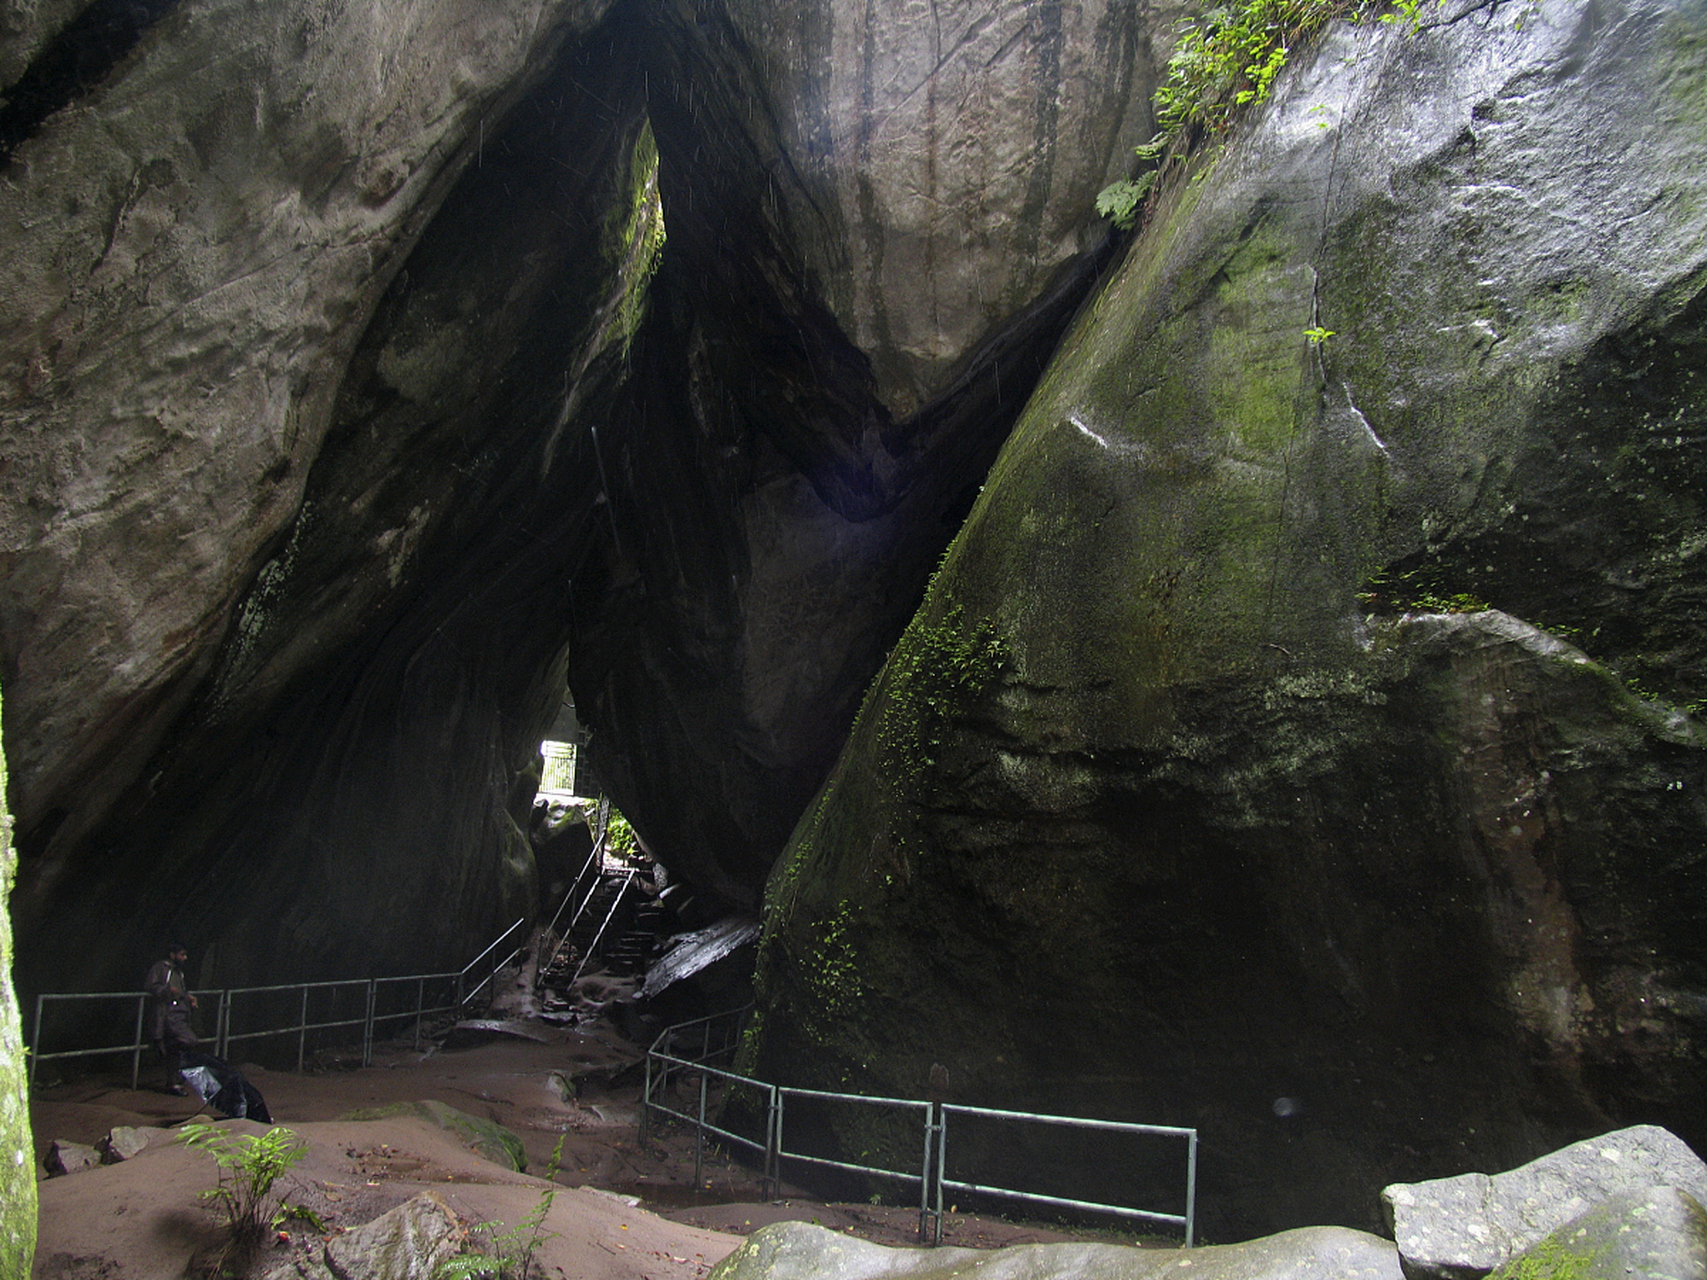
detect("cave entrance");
top-left (525, 695), bottom-right (756, 1031)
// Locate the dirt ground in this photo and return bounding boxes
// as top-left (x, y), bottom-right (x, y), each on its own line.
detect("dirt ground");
top-left (29, 1014), bottom-right (1126, 1279)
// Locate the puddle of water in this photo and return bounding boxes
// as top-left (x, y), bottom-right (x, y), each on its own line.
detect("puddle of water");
top-left (604, 1181), bottom-right (749, 1210)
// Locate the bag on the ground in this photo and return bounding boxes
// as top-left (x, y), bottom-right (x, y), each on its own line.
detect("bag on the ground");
top-left (178, 1049), bottom-right (273, 1123)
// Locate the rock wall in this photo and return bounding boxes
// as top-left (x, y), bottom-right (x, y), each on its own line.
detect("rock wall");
top-left (2, 0), bottom-right (1163, 992)
top-left (749, 0), bottom-right (1707, 1239)
top-left (0, 0), bottom-right (626, 987)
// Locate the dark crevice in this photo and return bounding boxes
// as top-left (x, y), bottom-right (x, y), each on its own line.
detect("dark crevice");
top-left (0, 0), bottom-right (181, 166)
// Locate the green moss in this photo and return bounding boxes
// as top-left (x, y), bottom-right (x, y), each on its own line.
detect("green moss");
top-left (1357, 566), bottom-right (1490, 614)
top-left (338, 1100), bottom-right (527, 1171)
top-left (0, 682), bottom-right (35, 1276)
top-left (1488, 1234), bottom-right (1604, 1280)
top-left (875, 603), bottom-right (1008, 787)
top-left (604, 121), bottom-right (666, 352)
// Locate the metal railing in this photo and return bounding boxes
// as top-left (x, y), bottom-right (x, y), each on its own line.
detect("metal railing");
top-left (642, 1010), bottom-right (1197, 1247)
top-left (27, 917), bottom-right (527, 1089)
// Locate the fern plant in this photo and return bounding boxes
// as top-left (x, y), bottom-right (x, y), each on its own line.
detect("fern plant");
top-left (179, 1122), bottom-right (306, 1271)
top-left (436, 1137), bottom-right (565, 1280)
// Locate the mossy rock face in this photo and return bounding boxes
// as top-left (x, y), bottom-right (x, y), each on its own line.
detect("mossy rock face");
top-left (339, 1100), bottom-right (528, 1172)
top-left (751, 0), bottom-right (1707, 1241)
top-left (0, 683), bottom-right (36, 1274)
top-left (1486, 1186), bottom-right (1707, 1280)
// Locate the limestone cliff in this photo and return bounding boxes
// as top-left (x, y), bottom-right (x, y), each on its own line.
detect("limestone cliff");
top-left (750, 0), bottom-right (1707, 1238)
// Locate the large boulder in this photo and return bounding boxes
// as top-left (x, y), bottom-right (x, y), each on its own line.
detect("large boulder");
top-left (747, 0), bottom-right (1707, 1241)
top-left (708, 1220), bottom-right (1402, 1280)
top-left (1383, 1125), bottom-right (1707, 1279)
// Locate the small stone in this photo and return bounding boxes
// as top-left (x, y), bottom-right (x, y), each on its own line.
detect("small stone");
top-left (44, 1140), bottom-right (101, 1177)
top-left (98, 1127), bottom-right (149, 1163)
top-left (259, 1191), bottom-right (461, 1280)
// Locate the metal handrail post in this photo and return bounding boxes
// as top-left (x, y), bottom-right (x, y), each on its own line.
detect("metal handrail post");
top-left (216, 989), bottom-right (231, 1059)
top-left (414, 976), bottom-right (425, 1051)
top-left (130, 996), bottom-right (146, 1090)
top-left (362, 980), bottom-right (377, 1067)
top-left (30, 994), bottom-right (43, 1090)
top-left (297, 987), bottom-right (310, 1072)
top-left (934, 1104), bottom-right (948, 1244)
top-left (694, 1070), bottom-right (707, 1191)
top-left (1186, 1129), bottom-right (1198, 1248)
top-left (918, 1101), bottom-right (938, 1243)
top-left (767, 1083), bottom-right (781, 1200)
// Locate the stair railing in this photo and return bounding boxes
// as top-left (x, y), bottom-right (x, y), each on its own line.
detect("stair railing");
top-left (567, 868), bottom-right (637, 986)
top-left (537, 796), bottom-right (612, 981)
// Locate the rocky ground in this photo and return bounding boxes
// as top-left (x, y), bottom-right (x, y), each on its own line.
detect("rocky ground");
top-left (28, 1010), bottom-right (1136, 1279)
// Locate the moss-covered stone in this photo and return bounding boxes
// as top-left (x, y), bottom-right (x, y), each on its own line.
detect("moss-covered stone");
top-left (1486, 1186), bottom-right (1707, 1280)
top-left (338, 1100), bottom-right (528, 1172)
top-left (0, 682), bottom-right (36, 1275)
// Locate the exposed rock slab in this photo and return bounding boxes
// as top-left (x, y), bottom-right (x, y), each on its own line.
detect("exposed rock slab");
top-left (1383, 1126), bottom-right (1707, 1279)
top-left (708, 1221), bottom-right (1401, 1280)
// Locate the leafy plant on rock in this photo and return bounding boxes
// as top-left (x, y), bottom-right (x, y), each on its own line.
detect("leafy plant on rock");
top-left (1098, 0), bottom-right (1430, 229)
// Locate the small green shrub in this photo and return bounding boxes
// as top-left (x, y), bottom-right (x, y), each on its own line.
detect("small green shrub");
top-left (179, 1121), bottom-right (307, 1273)
top-left (604, 809), bottom-right (639, 860)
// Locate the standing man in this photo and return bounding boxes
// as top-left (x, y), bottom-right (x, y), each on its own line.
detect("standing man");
top-left (145, 945), bottom-right (198, 1092)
